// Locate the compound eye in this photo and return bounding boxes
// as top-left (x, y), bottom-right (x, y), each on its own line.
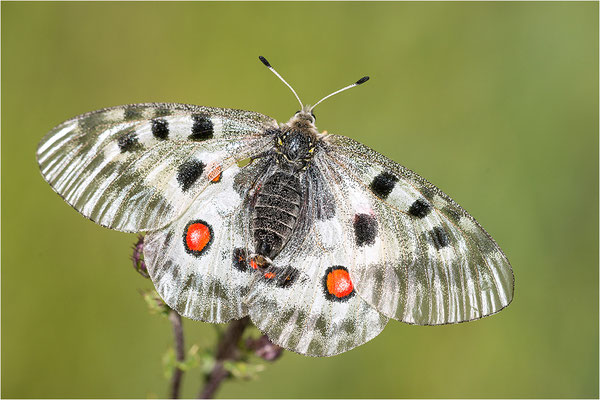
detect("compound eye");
top-left (295, 110), bottom-right (301, 114)
top-left (310, 112), bottom-right (316, 122)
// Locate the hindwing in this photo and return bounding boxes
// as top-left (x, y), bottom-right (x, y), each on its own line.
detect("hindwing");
top-left (243, 163), bottom-right (389, 357)
top-left (244, 227), bottom-right (389, 357)
top-left (143, 158), bottom-right (270, 322)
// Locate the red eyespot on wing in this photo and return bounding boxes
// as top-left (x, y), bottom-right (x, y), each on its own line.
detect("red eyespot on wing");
top-left (183, 220), bottom-right (213, 256)
top-left (324, 266), bottom-right (355, 301)
top-left (250, 259), bottom-right (259, 270)
top-left (207, 162), bottom-right (222, 183)
top-left (327, 270), bottom-right (353, 297)
top-left (264, 272), bottom-right (276, 279)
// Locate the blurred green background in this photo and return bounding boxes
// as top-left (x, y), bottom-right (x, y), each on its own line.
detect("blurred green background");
top-left (2, 2), bottom-right (598, 398)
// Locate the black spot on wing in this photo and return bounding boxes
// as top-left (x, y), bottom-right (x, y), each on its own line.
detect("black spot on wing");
top-left (117, 131), bottom-right (142, 153)
top-left (408, 198), bottom-right (432, 218)
top-left (276, 266), bottom-right (299, 288)
top-left (189, 114), bottom-right (214, 140)
top-left (232, 248), bottom-right (249, 272)
top-left (177, 159), bottom-right (205, 192)
top-left (151, 118), bottom-right (169, 140)
top-left (370, 171), bottom-right (398, 199)
top-left (354, 213), bottom-right (378, 247)
top-left (430, 226), bottom-right (450, 250)
top-left (258, 265), bottom-right (299, 288)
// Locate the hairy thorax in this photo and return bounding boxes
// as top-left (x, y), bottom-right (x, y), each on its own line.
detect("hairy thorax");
top-left (251, 111), bottom-right (321, 265)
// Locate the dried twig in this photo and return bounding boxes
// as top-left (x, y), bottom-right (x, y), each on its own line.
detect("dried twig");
top-left (169, 310), bottom-right (185, 399)
top-left (246, 334), bottom-right (283, 361)
top-left (132, 235), bottom-right (283, 399)
top-left (199, 317), bottom-right (251, 399)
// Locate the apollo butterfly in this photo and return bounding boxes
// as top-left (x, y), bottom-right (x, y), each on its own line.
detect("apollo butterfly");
top-left (36, 56), bottom-right (514, 356)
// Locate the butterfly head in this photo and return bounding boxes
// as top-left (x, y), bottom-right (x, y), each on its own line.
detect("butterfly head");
top-left (290, 108), bottom-right (318, 130)
top-left (259, 55), bottom-right (369, 170)
top-left (275, 112), bottom-right (318, 170)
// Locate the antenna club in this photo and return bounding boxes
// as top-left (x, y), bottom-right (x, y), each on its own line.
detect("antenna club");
top-left (259, 56), bottom-right (304, 108)
top-left (259, 56), bottom-right (272, 68)
top-left (356, 76), bottom-right (370, 85)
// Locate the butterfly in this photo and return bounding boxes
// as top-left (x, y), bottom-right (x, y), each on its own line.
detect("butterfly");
top-left (36, 56), bottom-right (514, 357)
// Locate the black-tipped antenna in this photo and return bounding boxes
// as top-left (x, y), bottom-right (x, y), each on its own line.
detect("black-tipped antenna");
top-left (258, 56), bottom-right (303, 109)
top-left (310, 76), bottom-right (370, 112)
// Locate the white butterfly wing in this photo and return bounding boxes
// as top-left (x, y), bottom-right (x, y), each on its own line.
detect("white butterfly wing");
top-left (244, 165), bottom-right (389, 357)
top-left (244, 235), bottom-right (389, 357)
top-left (38, 98), bottom-right (513, 354)
top-left (37, 103), bottom-right (277, 232)
top-left (318, 135), bottom-right (514, 325)
top-left (143, 158), bottom-right (271, 323)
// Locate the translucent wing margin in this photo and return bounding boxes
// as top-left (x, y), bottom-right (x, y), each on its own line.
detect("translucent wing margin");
top-left (37, 103), bottom-right (277, 232)
top-left (321, 135), bottom-right (514, 325)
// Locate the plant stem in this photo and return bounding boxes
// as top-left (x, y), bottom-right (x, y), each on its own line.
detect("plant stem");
top-left (199, 317), bottom-right (251, 399)
top-left (169, 310), bottom-right (185, 399)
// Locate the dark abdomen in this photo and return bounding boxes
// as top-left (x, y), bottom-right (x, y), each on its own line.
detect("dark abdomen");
top-left (252, 171), bottom-right (303, 260)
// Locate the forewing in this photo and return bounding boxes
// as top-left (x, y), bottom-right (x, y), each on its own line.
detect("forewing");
top-left (245, 168), bottom-right (389, 357)
top-left (143, 158), bottom-right (268, 323)
top-left (37, 103), bottom-right (277, 232)
top-left (321, 135), bottom-right (514, 325)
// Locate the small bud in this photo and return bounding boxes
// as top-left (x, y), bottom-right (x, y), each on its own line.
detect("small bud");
top-left (246, 335), bottom-right (283, 361)
top-left (132, 235), bottom-right (149, 278)
top-left (140, 289), bottom-right (170, 316)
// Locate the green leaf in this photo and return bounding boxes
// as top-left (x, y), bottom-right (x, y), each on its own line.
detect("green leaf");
top-left (199, 349), bottom-right (216, 376)
top-left (162, 348), bottom-right (176, 380)
top-left (176, 344), bottom-right (201, 371)
top-left (223, 360), bottom-right (265, 380)
top-left (140, 289), bottom-right (170, 317)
